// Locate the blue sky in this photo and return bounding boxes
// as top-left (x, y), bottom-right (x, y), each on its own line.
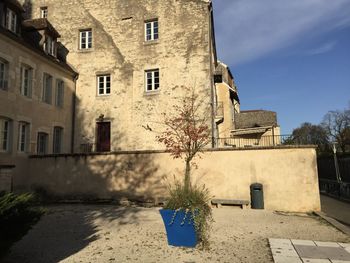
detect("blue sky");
top-left (212, 0), bottom-right (350, 134)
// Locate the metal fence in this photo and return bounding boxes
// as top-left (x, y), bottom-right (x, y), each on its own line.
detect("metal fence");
top-left (216, 135), bottom-right (295, 148)
top-left (319, 179), bottom-right (350, 201)
top-left (317, 156), bottom-right (350, 182)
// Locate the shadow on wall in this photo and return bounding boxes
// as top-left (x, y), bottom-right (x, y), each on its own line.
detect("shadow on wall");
top-left (26, 96), bottom-right (168, 202)
top-left (3, 205), bottom-right (146, 263)
top-left (7, 99), bottom-right (167, 261)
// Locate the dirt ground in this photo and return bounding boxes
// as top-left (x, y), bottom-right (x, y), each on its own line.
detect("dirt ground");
top-left (3, 205), bottom-right (350, 263)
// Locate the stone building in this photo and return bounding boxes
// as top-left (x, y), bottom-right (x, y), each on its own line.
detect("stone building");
top-left (21, 0), bottom-right (218, 152)
top-left (214, 62), bottom-right (280, 148)
top-left (0, 0), bottom-right (77, 167)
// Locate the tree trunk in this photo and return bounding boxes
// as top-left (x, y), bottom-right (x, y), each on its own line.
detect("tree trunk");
top-left (184, 159), bottom-right (191, 192)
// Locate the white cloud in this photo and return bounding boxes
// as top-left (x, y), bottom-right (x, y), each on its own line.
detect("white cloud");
top-left (213, 0), bottom-right (350, 65)
top-left (306, 41), bottom-right (337, 55)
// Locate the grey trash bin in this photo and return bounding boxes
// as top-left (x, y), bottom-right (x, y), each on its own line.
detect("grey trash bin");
top-left (250, 183), bottom-right (264, 209)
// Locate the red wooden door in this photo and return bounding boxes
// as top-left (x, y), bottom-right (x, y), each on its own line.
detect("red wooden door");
top-left (96, 122), bottom-right (110, 152)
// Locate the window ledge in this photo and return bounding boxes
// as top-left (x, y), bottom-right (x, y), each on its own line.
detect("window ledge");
top-left (96, 94), bottom-right (111, 98)
top-left (20, 95), bottom-right (32, 100)
top-left (144, 90), bottom-right (160, 96)
top-left (77, 48), bottom-right (94, 53)
top-left (143, 40), bottom-right (159, 46)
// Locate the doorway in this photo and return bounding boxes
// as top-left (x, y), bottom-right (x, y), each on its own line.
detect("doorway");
top-left (96, 122), bottom-right (110, 152)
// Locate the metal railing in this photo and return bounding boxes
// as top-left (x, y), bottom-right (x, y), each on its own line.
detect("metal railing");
top-left (319, 179), bottom-right (350, 201)
top-left (216, 135), bottom-right (296, 148)
top-left (80, 143), bottom-right (95, 153)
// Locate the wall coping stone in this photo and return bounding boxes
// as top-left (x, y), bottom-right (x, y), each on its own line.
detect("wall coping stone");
top-left (28, 145), bottom-right (317, 159)
top-left (0, 165), bottom-right (16, 169)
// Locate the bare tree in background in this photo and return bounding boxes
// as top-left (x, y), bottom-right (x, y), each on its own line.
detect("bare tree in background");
top-left (322, 106), bottom-right (350, 153)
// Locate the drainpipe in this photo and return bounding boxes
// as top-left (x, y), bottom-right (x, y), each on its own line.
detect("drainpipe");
top-left (209, 3), bottom-right (216, 148)
top-left (71, 73), bottom-right (79, 153)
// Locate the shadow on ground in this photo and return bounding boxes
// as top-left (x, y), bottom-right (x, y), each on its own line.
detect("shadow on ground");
top-left (2, 205), bottom-right (148, 263)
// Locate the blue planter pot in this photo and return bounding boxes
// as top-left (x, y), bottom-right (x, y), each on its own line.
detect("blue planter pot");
top-left (159, 209), bottom-right (197, 247)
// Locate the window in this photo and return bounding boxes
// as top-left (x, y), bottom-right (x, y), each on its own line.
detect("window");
top-left (37, 132), bottom-right (48, 154)
top-left (0, 59), bottom-right (9, 91)
top-left (18, 122), bottom-right (29, 153)
top-left (20, 65), bottom-right (33, 97)
top-left (0, 118), bottom-right (11, 152)
top-left (44, 36), bottom-right (55, 56)
top-left (40, 7), bottom-right (48, 18)
top-left (97, 75), bottom-right (111, 95)
top-left (145, 20), bottom-right (158, 41)
top-left (42, 73), bottom-right (52, 104)
top-left (55, 80), bottom-right (64, 107)
top-left (145, 69), bottom-right (159, 92)
top-left (53, 127), bottom-right (63, 154)
top-left (6, 8), bottom-right (17, 33)
top-left (79, 30), bottom-right (92, 49)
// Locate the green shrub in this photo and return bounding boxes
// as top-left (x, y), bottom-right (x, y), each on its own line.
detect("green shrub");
top-left (164, 181), bottom-right (213, 249)
top-left (0, 192), bottom-right (44, 257)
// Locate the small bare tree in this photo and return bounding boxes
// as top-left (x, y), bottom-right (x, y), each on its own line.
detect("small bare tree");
top-left (157, 88), bottom-right (211, 192)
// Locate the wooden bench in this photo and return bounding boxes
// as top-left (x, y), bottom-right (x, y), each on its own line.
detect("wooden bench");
top-left (211, 199), bottom-right (250, 209)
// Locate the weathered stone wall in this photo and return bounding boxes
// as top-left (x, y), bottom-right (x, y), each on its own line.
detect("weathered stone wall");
top-left (13, 146), bottom-right (321, 212)
top-left (24, 0), bottom-right (215, 151)
top-left (0, 33), bottom-right (76, 162)
top-left (0, 165), bottom-right (15, 192)
top-left (236, 110), bottom-right (278, 129)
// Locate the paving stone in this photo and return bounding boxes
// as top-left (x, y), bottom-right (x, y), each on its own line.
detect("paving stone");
top-left (330, 260), bottom-right (350, 263)
top-left (294, 245), bottom-right (350, 261)
top-left (273, 255), bottom-right (303, 263)
top-left (292, 240), bottom-right (316, 246)
top-left (301, 259), bottom-right (331, 263)
top-left (269, 238), bottom-right (292, 246)
top-left (315, 242), bottom-right (341, 247)
top-left (272, 247), bottom-right (300, 258)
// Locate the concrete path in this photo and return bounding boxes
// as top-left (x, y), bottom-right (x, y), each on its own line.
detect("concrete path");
top-left (269, 238), bottom-right (350, 263)
top-left (321, 194), bottom-right (350, 226)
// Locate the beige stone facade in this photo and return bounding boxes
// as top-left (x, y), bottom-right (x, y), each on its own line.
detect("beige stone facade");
top-left (14, 147), bottom-right (320, 212)
top-left (22, 0), bottom-right (217, 152)
top-left (0, 0), bottom-right (77, 165)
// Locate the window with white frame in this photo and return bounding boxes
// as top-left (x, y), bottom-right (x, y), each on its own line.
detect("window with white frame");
top-left (145, 69), bottom-right (159, 92)
top-left (53, 126), bottom-right (63, 154)
top-left (0, 118), bottom-right (11, 152)
top-left (0, 59), bottom-right (9, 91)
top-left (18, 122), bottom-right (29, 153)
top-left (44, 35), bottom-right (55, 56)
top-left (20, 65), bottom-right (33, 97)
top-left (55, 80), bottom-right (64, 107)
top-left (97, 75), bottom-right (111, 95)
top-left (79, 30), bottom-right (92, 49)
top-left (6, 8), bottom-right (17, 33)
top-left (37, 132), bottom-right (48, 154)
top-left (145, 20), bottom-right (158, 41)
top-left (42, 73), bottom-right (52, 104)
top-left (40, 7), bottom-right (48, 18)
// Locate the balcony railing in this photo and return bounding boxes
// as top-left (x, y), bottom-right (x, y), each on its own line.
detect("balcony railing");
top-left (80, 143), bottom-right (96, 153)
top-left (216, 135), bottom-right (297, 148)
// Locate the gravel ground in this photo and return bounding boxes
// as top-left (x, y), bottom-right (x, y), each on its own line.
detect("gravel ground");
top-left (3, 205), bottom-right (350, 263)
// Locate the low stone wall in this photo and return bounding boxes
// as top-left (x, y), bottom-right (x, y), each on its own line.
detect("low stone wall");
top-left (12, 146), bottom-right (321, 212)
